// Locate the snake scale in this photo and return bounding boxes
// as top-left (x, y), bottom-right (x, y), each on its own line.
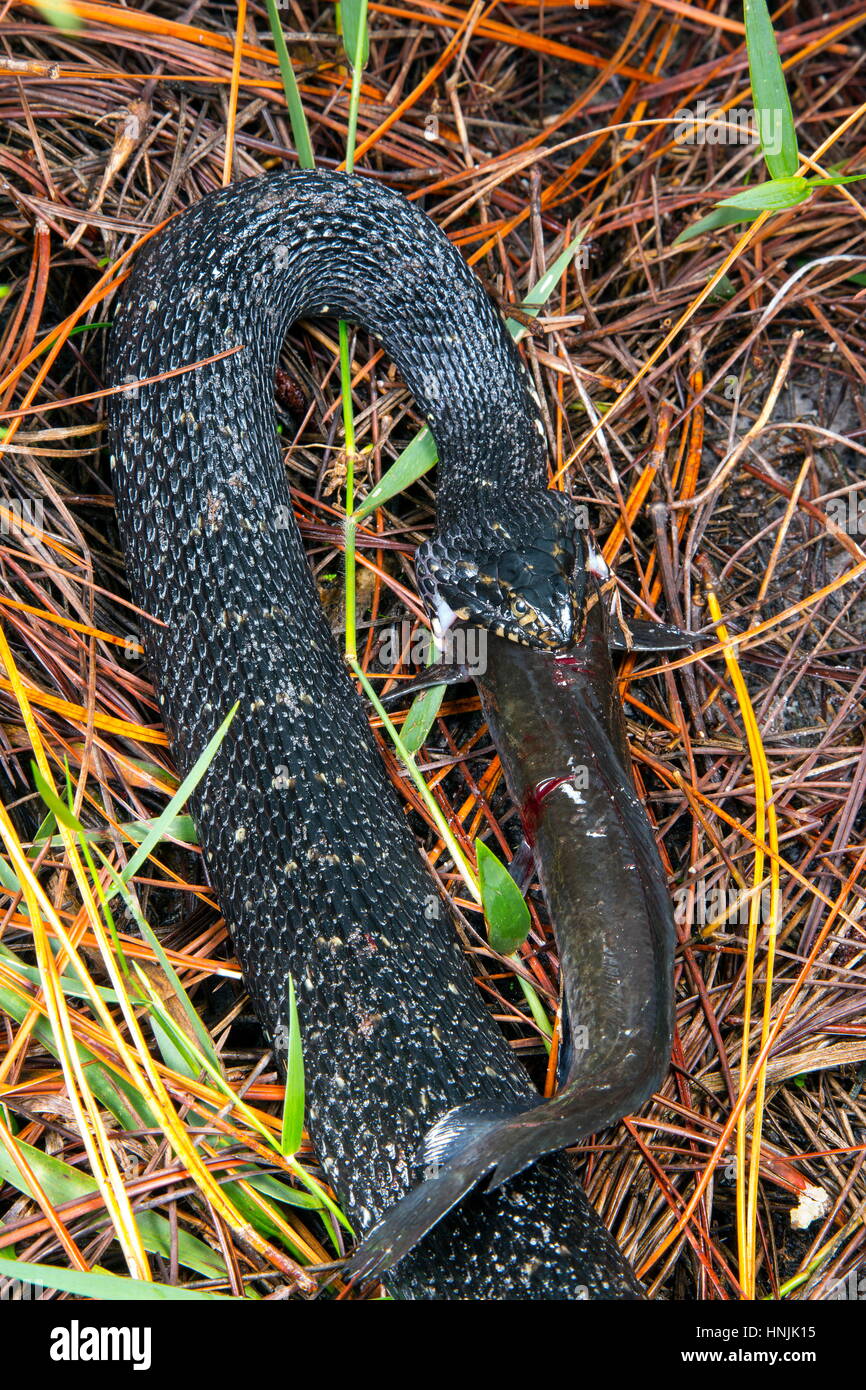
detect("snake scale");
top-left (108, 170), bottom-right (668, 1300)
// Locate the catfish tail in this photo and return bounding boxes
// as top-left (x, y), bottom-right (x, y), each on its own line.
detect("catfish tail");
top-left (347, 1049), bottom-right (668, 1282)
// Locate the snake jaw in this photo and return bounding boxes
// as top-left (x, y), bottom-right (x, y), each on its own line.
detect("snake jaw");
top-left (417, 494), bottom-right (586, 653)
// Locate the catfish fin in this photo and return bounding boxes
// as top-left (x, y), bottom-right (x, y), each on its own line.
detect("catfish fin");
top-left (507, 838), bottom-right (536, 895)
top-left (608, 615), bottom-right (710, 652)
top-left (346, 1100), bottom-right (528, 1283)
top-left (376, 660), bottom-right (470, 708)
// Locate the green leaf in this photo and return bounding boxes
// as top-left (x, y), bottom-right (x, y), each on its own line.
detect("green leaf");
top-left (352, 428), bottom-right (437, 522)
top-left (13, 927), bottom-right (334, 1262)
top-left (0, 855), bottom-right (23, 900)
top-left (35, 322), bottom-right (110, 356)
top-left (400, 682), bottom-right (446, 754)
top-left (123, 813), bottom-right (196, 845)
top-left (674, 204), bottom-right (762, 245)
top-left (242, 1171), bottom-right (325, 1211)
top-left (0, 943), bottom-right (119, 1004)
top-left (340, 0), bottom-right (369, 69)
top-left (744, 0), bottom-right (799, 179)
top-left (280, 974), bottom-right (305, 1156)
top-left (31, 764), bottom-right (80, 832)
top-left (32, 814), bottom-right (197, 853)
top-left (717, 176), bottom-right (810, 211)
top-left (506, 225), bottom-right (589, 337)
top-left (29, 802), bottom-right (55, 845)
top-left (476, 839), bottom-right (530, 955)
top-left (0, 1256), bottom-right (236, 1301)
top-left (136, 973), bottom-right (203, 1080)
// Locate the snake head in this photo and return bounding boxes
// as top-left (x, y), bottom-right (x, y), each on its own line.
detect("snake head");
top-left (416, 493), bottom-right (586, 652)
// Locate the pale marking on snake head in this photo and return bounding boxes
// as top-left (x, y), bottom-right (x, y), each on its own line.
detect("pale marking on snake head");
top-left (587, 544), bottom-right (610, 579)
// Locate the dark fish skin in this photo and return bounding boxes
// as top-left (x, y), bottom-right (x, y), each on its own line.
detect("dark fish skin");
top-left (475, 591), bottom-right (675, 1141)
top-left (349, 584), bottom-right (675, 1276)
top-left (107, 170), bottom-right (646, 1299)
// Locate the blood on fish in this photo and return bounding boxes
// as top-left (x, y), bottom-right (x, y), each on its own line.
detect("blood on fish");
top-left (521, 774), bottom-right (574, 842)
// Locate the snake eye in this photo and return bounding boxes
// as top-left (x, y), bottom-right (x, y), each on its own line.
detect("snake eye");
top-left (510, 596), bottom-right (530, 619)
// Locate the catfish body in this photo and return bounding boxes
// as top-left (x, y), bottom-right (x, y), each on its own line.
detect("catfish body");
top-left (350, 584), bottom-right (675, 1276)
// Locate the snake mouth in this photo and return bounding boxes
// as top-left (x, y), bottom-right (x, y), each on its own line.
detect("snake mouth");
top-left (435, 592), bottom-right (582, 652)
top-left (509, 582), bottom-right (584, 649)
top-left (489, 606), bottom-right (576, 650)
top-left (431, 581), bottom-right (580, 651)
top-left (417, 494), bottom-right (589, 654)
top-left (499, 627), bottom-right (560, 648)
top-left (419, 525), bottom-right (587, 653)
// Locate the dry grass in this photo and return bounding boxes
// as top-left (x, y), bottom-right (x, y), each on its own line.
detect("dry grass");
top-left (0, 0), bottom-right (864, 1301)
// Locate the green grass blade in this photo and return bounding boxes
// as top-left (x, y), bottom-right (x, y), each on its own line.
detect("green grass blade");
top-left (0, 1139), bottom-right (227, 1282)
top-left (0, 1255), bottom-right (236, 1300)
top-left (343, 0), bottom-right (369, 170)
top-left (514, 966), bottom-right (554, 1044)
top-left (717, 176), bottom-right (809, 210)
top-left (0, 854), bottom-right (23, 900)
top-left (122, 813), bottom-right (196, 845)
top-left (30, 764), bottom-right (79, 832)
top-left (340, 0), bottom-right (369, 69)
top-left (744, 0), bottom-right (799, 180)
top-left (243, 1171), bottom-right (325, 1211)
top-left (117, 702), bottom-right (238, 894)
top-left (35, 1), bottom-right (81, 29)
top-left (506, 225), bottom-right (589, 335)
top-left (32, 814), bottom-right (197, 852)
top-left (351, 657), bottom-right (478, 896)
top-left (264, 0), bottom-right (315, 169)
top-left (0, 966), bottom-right (155, 1128)
top-left (0, 943), bottom-right (119, 1004)
top-left (280, 974), bottom-right (305, 1156)
top-left (31, 707), bottom-right (236, 908)
top-left (675, 205), bottom-right (762, 245)
top-left (338, 0), bottom-right (369, 664)
top-left (134, 969), bottom-right (203, 1079)
top-left (97, 850), bottom-right (220, 1065)
top-left (352, 428), bottom-right (437, 522)
top-left (807, 172), bottom-right (866, 189)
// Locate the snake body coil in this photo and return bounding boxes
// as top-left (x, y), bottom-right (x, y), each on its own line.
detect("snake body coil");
top-left (108, 171), bottom-right (651, 1299)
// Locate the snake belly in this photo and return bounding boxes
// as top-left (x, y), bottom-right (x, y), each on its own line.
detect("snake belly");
top-left (107, 170), bottom-right (647, 1299)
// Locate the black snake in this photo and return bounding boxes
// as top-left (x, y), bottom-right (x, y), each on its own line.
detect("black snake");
top-left (108, 170), bottom-right (675, 1299)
